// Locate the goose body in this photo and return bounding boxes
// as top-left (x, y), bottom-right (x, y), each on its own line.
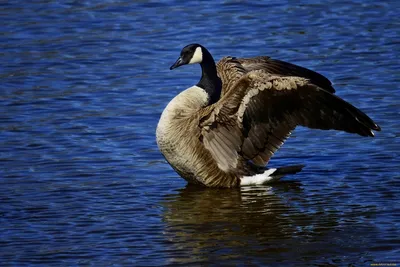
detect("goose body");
top-left (156, 44), bottom-right (381, 188)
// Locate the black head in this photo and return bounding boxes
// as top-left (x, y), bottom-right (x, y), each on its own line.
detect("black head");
top-left (170, 44), bottom-right (204, 70)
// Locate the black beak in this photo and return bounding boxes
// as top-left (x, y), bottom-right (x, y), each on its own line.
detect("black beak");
top-left (170, 57), bottom-right (185, 70)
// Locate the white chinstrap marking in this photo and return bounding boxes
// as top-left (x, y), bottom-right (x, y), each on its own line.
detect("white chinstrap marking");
top-left (188, 47), bottom-right (203, 64)
top-left (240, 168), bottom-right (283, 186)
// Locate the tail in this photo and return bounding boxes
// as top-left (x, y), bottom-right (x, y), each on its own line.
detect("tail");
top-left (240, 165), bottom-right (304, 186)
top-left (273, 164), bottom-right (305, 177)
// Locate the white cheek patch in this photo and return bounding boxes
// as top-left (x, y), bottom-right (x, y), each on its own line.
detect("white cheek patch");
top-left (188, 47), bottom-right (203, 64)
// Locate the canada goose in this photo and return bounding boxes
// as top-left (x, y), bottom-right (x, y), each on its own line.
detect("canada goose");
top-left (156, 44), bottom-right (381, 188)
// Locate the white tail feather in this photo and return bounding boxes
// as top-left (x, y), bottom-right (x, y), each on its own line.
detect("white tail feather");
top-left (240, 168), bottom-right (283, 186)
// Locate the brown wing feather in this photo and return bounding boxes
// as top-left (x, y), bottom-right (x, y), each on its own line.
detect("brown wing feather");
top-left (200, 71), bottom-right (380, 171)
top-left (216, 57), bottom-right (247, 96)
top-left (241, 72), bottom-right (380, 134)
top-left (236, 56), bottom-right (336, 93)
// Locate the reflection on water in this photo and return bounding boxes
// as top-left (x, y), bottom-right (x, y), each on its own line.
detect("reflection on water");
top-left (162, 183), bottom-right (378, 265)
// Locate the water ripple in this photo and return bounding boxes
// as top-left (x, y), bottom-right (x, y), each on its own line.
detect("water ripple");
top-left (0, 0), bottom-right (399, 265)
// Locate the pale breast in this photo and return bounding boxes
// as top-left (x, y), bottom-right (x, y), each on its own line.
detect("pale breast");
top-left (156, 86), bottom-right (208, 140)
top-left (156, 86), bottom-right (209, 182)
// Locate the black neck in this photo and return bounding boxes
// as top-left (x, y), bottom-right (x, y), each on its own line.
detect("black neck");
top-left (196, 49), bottom-right (222, 105)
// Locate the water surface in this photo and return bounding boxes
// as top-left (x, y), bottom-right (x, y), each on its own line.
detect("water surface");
top-left (1, 0), bottom-right (399, 265)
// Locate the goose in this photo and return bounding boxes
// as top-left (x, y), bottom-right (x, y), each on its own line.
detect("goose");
top-left (156, 44), bottom-right (381, 188)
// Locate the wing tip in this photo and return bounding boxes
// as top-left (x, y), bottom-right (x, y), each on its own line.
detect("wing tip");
top-left (362, 121), bottom-right (381, 137)
top-left (373, 123), bottom-right (381, 131)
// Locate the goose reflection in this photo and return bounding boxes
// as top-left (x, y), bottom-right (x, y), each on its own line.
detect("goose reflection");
top-left (163, 184), bottom-right (298, 237)
top-left (160, 183), bottom-right (378, 264)
top-left (161, 183), bottom-right (311, 263)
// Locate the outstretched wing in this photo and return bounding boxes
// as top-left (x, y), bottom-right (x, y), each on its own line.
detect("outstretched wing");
top-left (216, 57), bottom-right (247, 96)
top-left (236, 56), bottom-right (335, 93)
top-left (200, 71), bottom-right (380, 172)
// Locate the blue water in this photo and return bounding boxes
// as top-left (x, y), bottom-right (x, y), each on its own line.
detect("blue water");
top-left (1, 0), bottom-right (399, 266)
